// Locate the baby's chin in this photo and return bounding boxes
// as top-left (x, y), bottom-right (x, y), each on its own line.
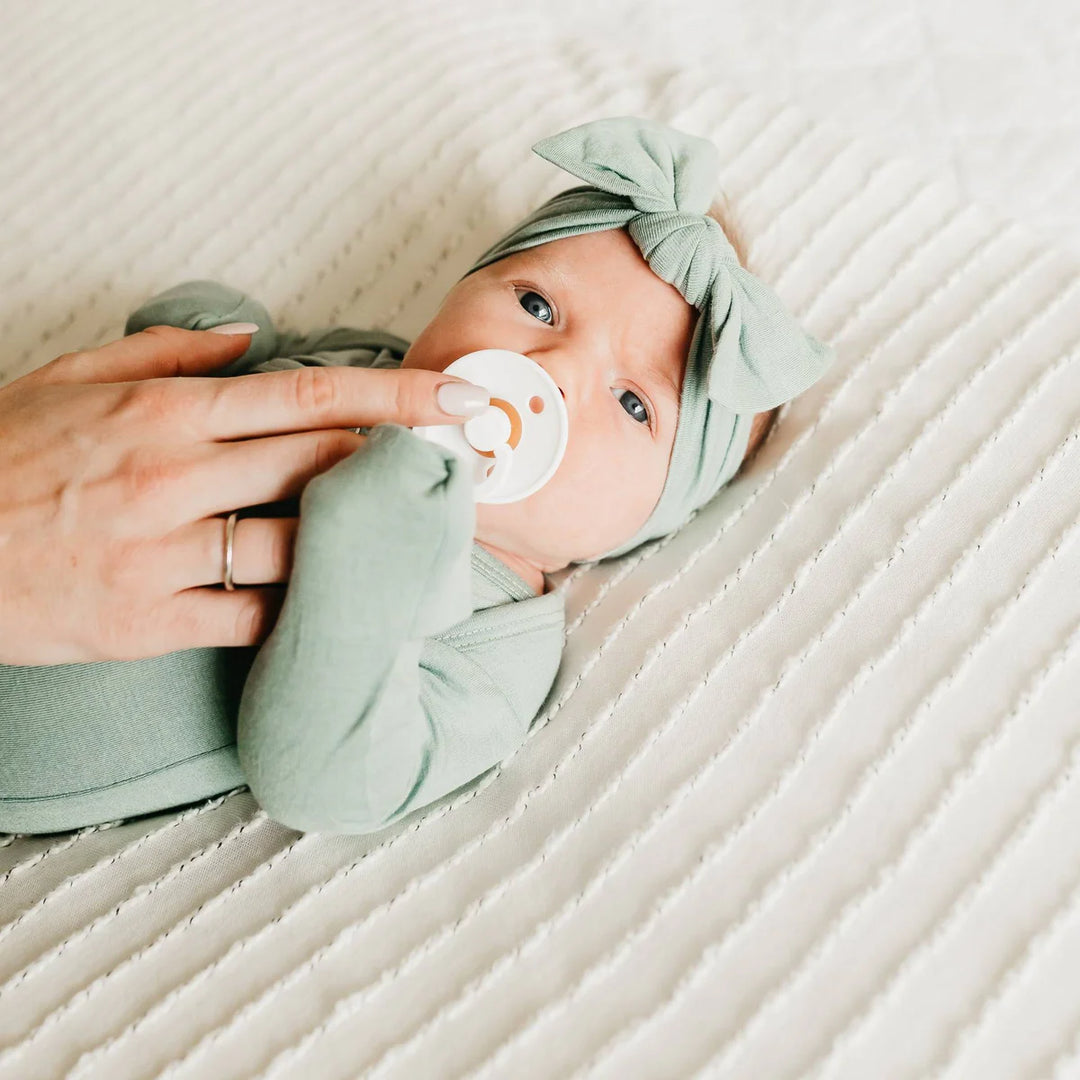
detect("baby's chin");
top-left (474, 500), bottom-right (607, 572)
top-left (474, 501), bottom-right (553, 562)
top-left (473, 500), bottom-right (526, 548)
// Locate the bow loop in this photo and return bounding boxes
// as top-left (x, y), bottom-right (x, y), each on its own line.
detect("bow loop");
top-left (705, 262), bottom-right (836, 412)
top-left (531, 116), bottom-right (719, 215)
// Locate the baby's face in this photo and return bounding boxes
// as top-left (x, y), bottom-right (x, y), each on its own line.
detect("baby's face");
top-left (402, 227), bottom-right (696, 583)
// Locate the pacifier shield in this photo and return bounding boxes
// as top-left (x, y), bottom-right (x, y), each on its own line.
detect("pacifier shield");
top-left (411, 349), bottom-right (569, 504)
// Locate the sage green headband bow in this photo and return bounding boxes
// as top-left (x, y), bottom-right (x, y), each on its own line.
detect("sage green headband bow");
top-left (459, 116), bottom-right (835, 562)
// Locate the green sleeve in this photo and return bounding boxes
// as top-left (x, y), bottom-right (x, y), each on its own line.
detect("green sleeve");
top-left (123, 278), bottom-right (411, 375)
top-left (235, 422), bottom-right (532, 834)
top-left (124, 279), bottom-right (282, 371)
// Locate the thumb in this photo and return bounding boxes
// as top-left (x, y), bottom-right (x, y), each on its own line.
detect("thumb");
top-left (40, 324), bottom-right (259, 385)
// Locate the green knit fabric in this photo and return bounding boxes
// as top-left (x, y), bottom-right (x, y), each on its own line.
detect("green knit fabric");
top-left (0, 281), bottom-right (564, 835)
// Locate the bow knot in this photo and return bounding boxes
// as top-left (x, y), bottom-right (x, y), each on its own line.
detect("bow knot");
top-left (627, 211), bottom-right (738, 310)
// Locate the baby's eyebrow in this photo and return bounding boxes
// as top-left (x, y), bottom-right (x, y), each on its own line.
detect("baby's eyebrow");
top-left (527, 248), bottom-right (572, 290)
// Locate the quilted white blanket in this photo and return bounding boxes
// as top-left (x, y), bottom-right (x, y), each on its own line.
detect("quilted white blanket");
top-left (2, 3), bottom-right (1079, 1079)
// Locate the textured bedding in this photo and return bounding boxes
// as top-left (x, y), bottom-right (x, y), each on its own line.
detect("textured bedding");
top-left (2, 3), bottom-right (1079, 1079)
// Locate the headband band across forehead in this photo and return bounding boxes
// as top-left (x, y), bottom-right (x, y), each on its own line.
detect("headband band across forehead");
top-left (458, 115), bottom-right (835, 561)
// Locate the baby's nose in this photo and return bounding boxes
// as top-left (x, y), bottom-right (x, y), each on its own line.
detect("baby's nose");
top-left (525, 351), bottom-right (566, 400)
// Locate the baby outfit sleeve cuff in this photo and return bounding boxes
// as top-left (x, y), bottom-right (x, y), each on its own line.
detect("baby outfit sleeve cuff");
top-left (123, 278), bottom-right (279, 371)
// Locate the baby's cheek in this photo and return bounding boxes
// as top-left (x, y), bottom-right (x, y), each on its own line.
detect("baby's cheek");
top-left (553, 468), bottom-right (619, 531)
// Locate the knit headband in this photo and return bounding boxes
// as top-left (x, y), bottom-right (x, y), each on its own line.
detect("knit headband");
top-left (458, 115), bottom-right (835, 561)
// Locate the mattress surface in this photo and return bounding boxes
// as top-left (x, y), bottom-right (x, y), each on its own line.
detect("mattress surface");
top-left (2, 3), bottom-right (1079, 1079)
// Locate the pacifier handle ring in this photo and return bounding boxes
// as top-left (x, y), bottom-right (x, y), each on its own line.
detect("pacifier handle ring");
top-left (474, 441), bottom-right (514, 498)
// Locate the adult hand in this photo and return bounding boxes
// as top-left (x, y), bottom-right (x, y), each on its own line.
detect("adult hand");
top-left (0, 325), bottom-right (489, 666)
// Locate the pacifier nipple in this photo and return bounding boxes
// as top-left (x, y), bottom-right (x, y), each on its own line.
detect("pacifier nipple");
top-left (464, 401), bottom-right (515, 453)
top-left (410, 350), bottom-right (568, 504)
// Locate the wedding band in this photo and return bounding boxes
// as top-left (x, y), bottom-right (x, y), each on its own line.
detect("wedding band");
top-left (223, 510), bottom-right (238, 590)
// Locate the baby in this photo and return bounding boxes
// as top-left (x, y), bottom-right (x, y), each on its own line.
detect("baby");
top-left (0, 116), bottom-right (831, 836)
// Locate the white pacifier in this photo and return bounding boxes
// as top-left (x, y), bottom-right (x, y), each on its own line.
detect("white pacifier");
top-left (411, 349), bottom-right (569, 503)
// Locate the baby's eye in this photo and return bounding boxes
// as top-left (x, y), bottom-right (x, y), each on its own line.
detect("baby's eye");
top-left (612, 387), bottom-right (651, 427)
top-left (515, 288), bottom-right (554, 325)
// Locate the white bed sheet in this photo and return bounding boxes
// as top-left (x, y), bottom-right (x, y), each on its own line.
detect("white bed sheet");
top-left (534, 0), bottom-right (1080, 268)
top-left (1, 4), bottom-right (1079, 1078)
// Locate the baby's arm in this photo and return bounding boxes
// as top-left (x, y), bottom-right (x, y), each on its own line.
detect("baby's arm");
top-left (235, 422), bottom-right (533, 834)
top-left (123, 279), bottom-right (410, 375)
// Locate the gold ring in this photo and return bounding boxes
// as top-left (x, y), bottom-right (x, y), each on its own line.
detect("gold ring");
top-left (223, 510), bottom-right (238, 590)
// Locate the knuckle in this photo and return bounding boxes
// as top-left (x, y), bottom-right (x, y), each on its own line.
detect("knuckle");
top-left (313, 429), bottom-right (360, 476)
top-left (393, 370), bottom-right (413, 421)
top-left (140, 324), bottom-right (183, 345)
top-left (272, 520), bottom-right (298, 577)
top-left (116, 380), bottom-right (183, 425)
top-left (151, 589), bottom-right (219, 651)
top-left (205, 517), bottom-right (228, 574)
top-left (118, 446), bottom-right (186, 499)
top-left (233, 593), bottom-right (266, 645)
top-left (292, 365), bottom-right (340, 417)
top-left (39, 349), bottom-right (91, 382)
top-left (100, 538), bottom-right (145, 591)
top-left (165, 595), bottom-right (204, 648)
top-left (197, 375), bottom-right (245, 439)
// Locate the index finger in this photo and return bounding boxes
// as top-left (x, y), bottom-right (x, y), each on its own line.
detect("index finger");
top-left (37, 325), bottom-right (257, 386)
top-left (191, 365), bottom-right (489, 441)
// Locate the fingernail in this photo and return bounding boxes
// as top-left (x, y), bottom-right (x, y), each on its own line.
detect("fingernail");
top-left (437, 380), bottom-right (490, 417)
top-left (207, 322), bottom-right (260, 335)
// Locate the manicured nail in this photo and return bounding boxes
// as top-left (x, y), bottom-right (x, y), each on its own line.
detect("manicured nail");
top-left (437, 380), bottom-right (490, 417)
top-left (208, 322), bottom-right (259, 335)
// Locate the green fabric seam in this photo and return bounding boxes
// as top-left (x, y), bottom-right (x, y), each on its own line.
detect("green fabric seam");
top-left (0, 742), bottom-right (236, 804)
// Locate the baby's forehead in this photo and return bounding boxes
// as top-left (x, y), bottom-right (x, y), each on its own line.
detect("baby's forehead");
top-left (506, 232), bottom-right (697, 382)
top-left (517, 228), bottom-right (640, 272)
top-left (519, 233), bottom-right (694, 310)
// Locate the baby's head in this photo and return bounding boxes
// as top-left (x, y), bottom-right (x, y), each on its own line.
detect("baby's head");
top-left (402, 116), bottom-right (831, 595)
top-left (402, 208), bottom-right (775, 591)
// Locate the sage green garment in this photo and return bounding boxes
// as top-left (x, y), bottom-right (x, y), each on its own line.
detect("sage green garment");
top-left (0, 281), bottom-right (565, 835)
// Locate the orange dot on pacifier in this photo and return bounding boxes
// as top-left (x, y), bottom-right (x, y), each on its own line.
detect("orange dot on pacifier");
top-left (529, 395), bottom-right (544, 414)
